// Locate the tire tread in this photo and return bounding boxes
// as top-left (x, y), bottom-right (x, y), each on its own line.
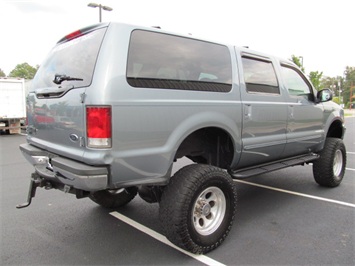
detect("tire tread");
top-left (313, 138), bottom-right (346, 187)
top-left (159, 164), bottom-right (237, 254)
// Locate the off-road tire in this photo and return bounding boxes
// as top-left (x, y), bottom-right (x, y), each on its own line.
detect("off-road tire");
top-left (159, 164), bottom-right (237, 254)
top-left (313, 138), bottom-right (346, 187)
top-left (89, 187), bottom-right (138, 209)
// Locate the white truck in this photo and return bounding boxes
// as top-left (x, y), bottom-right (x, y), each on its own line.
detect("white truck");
top-left (0, 78), bottom-right (26, 134)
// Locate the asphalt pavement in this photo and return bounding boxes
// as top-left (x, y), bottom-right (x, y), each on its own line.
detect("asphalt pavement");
top-left (1, 117), bottom-right (354, 265)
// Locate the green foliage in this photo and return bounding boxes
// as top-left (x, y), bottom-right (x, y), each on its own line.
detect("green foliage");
top-left (0, 68), bottom-right (5, 77)
top-left (9, 62), bottom-right (38, 79)
top-left (342, 66), bottom-right (355, 105)
top-left (290, 55), bottom-right (305, 73)
top-left (320, 75), bottom-right (344, 104)
top-left (332, 96), bottom-right (340, 105)
top-left (309, 71), bottom-right (323, 91)
top-left (345, 102), bottom-right (355, 109)
top-left (319, 66), bottom-right (355, 106)
top-left (288, 55), bottom-right (355, 106)
top-left (320, 76), bottom-right (340, 90)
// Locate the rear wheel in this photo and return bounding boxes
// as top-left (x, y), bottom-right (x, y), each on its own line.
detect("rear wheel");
top-left (89, 187), bottom-right (138, 209)
top-left (159, 164), bottom-right (237, 254)
top-left (313, 138), bottom-right (346, 187)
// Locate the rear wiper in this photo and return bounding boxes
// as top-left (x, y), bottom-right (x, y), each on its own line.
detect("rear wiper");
top-left (53, 74), bottom-right (83, 85)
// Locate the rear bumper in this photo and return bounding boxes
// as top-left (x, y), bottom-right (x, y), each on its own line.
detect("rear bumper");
top-left (19, 143), bottom-right (108, 191)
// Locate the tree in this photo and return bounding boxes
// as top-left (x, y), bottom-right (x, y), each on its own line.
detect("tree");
top-left (320, 75), bottom-right (343, 104)
top-left (332, 96), bottom-right (340, 105)
top-left (290, 55), bottom-right (305, 73)
top-left (343, 66), bottom-right (355, 106)
top-left (0, 68), bottom-right (5, 77)
top-left (308, 71), bottom-right (323, 91)
top-left (9, 62), bottom-right (38, 79)
top-left (321, 76), bottom-right (338, 90)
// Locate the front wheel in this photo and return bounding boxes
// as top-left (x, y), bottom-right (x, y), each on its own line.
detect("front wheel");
top-left (313, 138), bottom-right (347, 187)
top-left (159, 164), bottom-right (237, 254)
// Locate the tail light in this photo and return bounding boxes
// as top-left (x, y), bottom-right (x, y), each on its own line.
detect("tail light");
top-left (65, 30), bottom-right (82, 41)
top-left (57, 30), bottom-right (83, 43)
top-left (86, 106), bottom-right (112, 148)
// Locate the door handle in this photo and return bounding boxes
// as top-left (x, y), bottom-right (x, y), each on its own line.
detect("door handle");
top-left (289, 105), bottom-right (294, 119)
top-left (244, 105), bottom-right (252, 120)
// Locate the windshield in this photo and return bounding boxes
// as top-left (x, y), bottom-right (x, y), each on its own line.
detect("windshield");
top-left (32, 27), bottom-right (107, 89)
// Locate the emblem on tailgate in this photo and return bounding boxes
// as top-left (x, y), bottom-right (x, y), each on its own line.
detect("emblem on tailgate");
top-left (69, 134), bottom-right (79, 142)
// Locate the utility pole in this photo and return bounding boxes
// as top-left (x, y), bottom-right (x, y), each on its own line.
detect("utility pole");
top-left (338, 80), bottom-right (342, 106)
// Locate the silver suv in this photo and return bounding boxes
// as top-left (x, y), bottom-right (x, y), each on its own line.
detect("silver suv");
top-left (18, 22), bottom-right (346, 254)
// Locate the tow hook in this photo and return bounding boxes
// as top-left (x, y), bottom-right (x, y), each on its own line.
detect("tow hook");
top-left (16, 173), bottom-right (44, 209)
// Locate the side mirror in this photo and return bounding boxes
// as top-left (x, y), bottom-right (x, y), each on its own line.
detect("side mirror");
top-left (317, 89), bottom-right (333, 103)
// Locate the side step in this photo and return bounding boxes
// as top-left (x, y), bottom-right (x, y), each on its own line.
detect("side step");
top-left (229, 153), bottom-right (319, 179)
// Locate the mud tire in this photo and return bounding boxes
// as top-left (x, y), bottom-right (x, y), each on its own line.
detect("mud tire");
top-left (159, 164), bottom-right (237, 254)
top-left (313, 138), bottom-right (346, 187)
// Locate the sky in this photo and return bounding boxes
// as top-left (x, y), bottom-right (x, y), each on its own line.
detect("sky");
top-left (0, 0), bottom-right (354, 78)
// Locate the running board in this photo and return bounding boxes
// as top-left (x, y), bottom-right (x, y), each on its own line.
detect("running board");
top-left (229, 153), bottom-right (319, 179)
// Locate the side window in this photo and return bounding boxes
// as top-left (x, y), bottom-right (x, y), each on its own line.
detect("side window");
top-left (281, 65), bottom-right (313, 98)
top-left (127, 30), bottom-right (232, 92)
top-left (241, 57), bottom-right (279, 94)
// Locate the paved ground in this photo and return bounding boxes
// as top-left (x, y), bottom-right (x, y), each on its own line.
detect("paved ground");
top-left (1, 117), bottom-right (354, 265)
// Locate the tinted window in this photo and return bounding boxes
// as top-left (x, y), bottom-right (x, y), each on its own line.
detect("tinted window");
top-left (242, 57), bottom-right (279, 94)
top-left (281, 65), bottom-right (312, 98)
top-left (127, 30), bottom-right (232, 92)
top-left (32, 27), bottom-right (106, 89)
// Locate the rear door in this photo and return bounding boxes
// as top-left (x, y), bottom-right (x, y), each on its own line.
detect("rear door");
top-left (27, 25), bottom-right (107, 160)
top-left (237, 53), bottom-right (287, 168)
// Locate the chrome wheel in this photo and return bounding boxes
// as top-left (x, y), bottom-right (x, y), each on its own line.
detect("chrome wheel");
top-left (192, 186), bottom-right (226, 236)
top-left (333, 149), bottom-right (343, 179)
top-left (160, 164), bottom-right (237, 254)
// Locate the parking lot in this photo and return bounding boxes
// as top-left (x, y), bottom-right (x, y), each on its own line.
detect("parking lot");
top-left (1, 117), bottom-right (354, 265)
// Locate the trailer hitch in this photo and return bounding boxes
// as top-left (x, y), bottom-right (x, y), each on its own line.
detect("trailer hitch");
top-left (16, 173), bottom-right (44, 209)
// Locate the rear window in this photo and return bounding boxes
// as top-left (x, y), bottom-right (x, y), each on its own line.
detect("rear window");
top-left (126, 30), bottom-right (232, 92)
top-left (32, 27), bottom-right (106, 89)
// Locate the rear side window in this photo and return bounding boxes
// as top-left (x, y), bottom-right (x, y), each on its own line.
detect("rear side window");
top-left (126, 30), bottom-right (232, 92)
top-left (242, 57), bottom-right (279, 94)
top-left (32, 27), bottom-right (107, 89)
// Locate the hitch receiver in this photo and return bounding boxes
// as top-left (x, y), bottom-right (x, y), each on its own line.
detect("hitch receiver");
top-left (16, 173), bottom-right (43, 209)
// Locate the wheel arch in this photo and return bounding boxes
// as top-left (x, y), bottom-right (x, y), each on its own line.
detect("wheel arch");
top-left (168, 111), bottom-right (241, 170)
top-left (326, 118), bottom-right (345, 139)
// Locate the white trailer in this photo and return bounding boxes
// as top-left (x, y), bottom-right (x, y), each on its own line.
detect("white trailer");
top-left (0, 78), bottom-right (26, 134)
